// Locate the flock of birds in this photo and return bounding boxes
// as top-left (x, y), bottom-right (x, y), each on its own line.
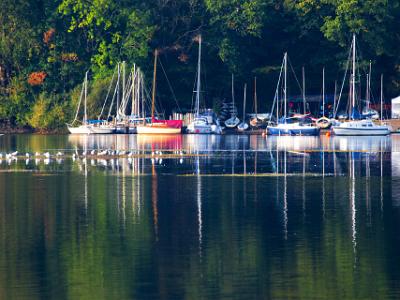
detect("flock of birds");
top-left (0, 149), bottom-right (186, 166)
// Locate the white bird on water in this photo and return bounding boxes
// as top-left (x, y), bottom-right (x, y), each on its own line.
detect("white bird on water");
top-left (90, 150), bottom-right (96, 155)
top-left (44, 152), bottom-right (51, 159)
top-left (26, 153), bottom-right (30, 158)
top-left (11, 151), bottom-right (18, 156)
top-left (56, 151), bottom-right (63, 156)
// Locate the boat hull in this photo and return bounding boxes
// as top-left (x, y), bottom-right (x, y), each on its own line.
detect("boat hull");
top-left (267, 125), bottom-right (320, 136)
top-left (187, 125), bottom-right (212, 134)
top-left (136, 125), bottom-right (181, 134)
top-left (67, 125), bottom-right (92, 134)
top-left (91, 126), bottom-right (115, 134)
top-left (237, 122), bottom-right (249, 131)
top-left (332, 127), bottom-right (390, 136)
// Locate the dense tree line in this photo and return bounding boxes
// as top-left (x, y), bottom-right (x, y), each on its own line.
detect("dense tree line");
top-left (0, 0), bottom-right (399, 131)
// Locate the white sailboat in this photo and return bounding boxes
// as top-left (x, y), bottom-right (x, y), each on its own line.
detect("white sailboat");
top-left (267, 53), bottom-right (320, 136)
top-left (225, 74), bottom-right (240, 128)
top-left (67, 71), bottom-right (93, 134)
top-left (237, 83), bottom-right (249, 131)
top-left (332, 35), bottom-right (390, 136)
top-left (187, 35), bottom-right (221, 134)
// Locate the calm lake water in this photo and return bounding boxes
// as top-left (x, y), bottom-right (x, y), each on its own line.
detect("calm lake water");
top-left (1, 134), bottom-right (400, 299)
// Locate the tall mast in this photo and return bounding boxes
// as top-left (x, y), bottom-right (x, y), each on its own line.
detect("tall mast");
top-left (302, 66), bottom-right (306, 114)
top-left (116, 63), bottom-right (120, 120)
top-left (122, 61), bottom-right (126, 109)
top-left (352, 34), bottom-right (356, 112)
top-left (141, 72), bottom-right (145, 122)
top-left (231, 74), bottom-right (235, 117)
top-left (333, 80), bottom-right (337, 115)
top-left (195, 35), bottom-right (202, 116)
top-left (84, 71), bottom-right (88, 124)
top-left (380, 74), bottom-right (384, 122)
top-left (243, 83), bottom-right (247, 121)
top-left (367, 61), bottom-right (371, 110)
top-left (151, 49), bottom-right (158, 122)
top-left (284, 52), bottom-right (287, 120)
top-left (322, 67), bottom-right (325, 117)
top-left (131, 64), bottom-right (136, 116)
top-left (254, 77), bottom-right (258, 117)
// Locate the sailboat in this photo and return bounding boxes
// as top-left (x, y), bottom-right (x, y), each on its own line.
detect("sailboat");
top-left (249, 77), bottom-right (265, 127)
top-left (225, 74), bottom-right (240, 128)
top-left (267, 53), bottom-right (320, 136)
top-left (332, 35), bottom-right (390, 136)
top-left (187, 35), bottom-right (221, 134)
top-left (237, 84), bottom-right (249, 131)
top-left (316, 67), bottom-right (332, 129)
top-left (136, 50), bottom-right (183, 134)
top-left (67, 71), bottom-right (93, 134)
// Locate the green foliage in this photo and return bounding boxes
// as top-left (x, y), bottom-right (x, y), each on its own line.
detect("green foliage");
top-left (1, 0), bottom-right (400, 131)
top-left (28, 93), bottom-right (70, 130)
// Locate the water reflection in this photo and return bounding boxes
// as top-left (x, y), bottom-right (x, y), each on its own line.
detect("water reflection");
top-left (1, 134), bottom-right (400, 298)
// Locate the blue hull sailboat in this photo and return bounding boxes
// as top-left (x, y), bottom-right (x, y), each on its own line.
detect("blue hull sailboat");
top-left (267, 53), bottom-right (320, 136)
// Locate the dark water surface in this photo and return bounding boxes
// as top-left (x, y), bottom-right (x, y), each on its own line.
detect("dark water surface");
top-left (1, 134), bottom-right (400, 299)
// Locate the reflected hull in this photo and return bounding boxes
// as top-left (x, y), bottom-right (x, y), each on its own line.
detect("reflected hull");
top-left (136, 124), bottom-right (181, 134)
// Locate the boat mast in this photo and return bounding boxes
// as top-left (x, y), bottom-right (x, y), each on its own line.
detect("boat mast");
top-left (284, 52), bottom-right (287, 121)
top-left (243, 83), bottom-right (247, 121)
top-left (322, 67), bottom-right (325, 117)
top-left (381, 74), bottom-right (384, 122)
top-left (151, 49), bottom-right (158, 122)
top-left (333, 80), bottom-right (337, 115)
top-left (351, 34), bottom-right (356, 117)
top-left (254, 77), bottom-right (258, 118)
top-left (131, 64), bottom-right (136, 116)
top-left (367, 61), bottom-right (371, 110)
top-left (122, 61), bottom-right (126, 113)
top-left (84, 71), bottom-right (88, 125)
top-left (231, 74), bottom-right (235, 118)
top-left (141, 72), bottom-right (145, 122)
top-left (195, 35), bottom-right (202, 117)
top-left (116, 63), bottom-right (120, 120)
top-left (302, 66), bottom-right (306, 114)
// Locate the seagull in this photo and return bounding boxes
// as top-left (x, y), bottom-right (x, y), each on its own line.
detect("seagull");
top-left (43, 152), bottom-right (51, 159)
top-left (90, 150), bottom-right (96, 155)
top-left (56, 151), bottom-right (63, 156)
top-left (82, 150), bottom-right (87, 156)
top-left (11, 151), bottom-right (18, 156)
top-left (26, 153), bottom-right (30, 158)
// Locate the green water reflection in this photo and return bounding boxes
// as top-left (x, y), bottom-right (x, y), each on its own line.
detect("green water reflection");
top-left (0, 134), bottom-right (399, 299)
